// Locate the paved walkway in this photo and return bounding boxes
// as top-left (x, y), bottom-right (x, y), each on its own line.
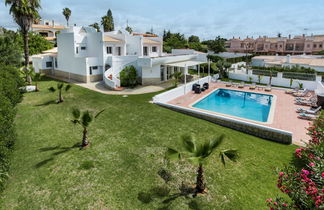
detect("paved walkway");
top-left (45, 75), bottom-right (174, 95)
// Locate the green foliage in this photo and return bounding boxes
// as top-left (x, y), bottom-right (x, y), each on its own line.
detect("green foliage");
top-left (125, 25), bottom-right (132, 34)
top-left (0, 64), bottom-right (23, 192)
top-left (188, 35), bottom-right (200, 43)
top-left (21, 32), bottom-right (54, 55)
top-left (0, 30), bottom-right (22, 66)
top-left (163, 32), bottom-right (187, 53)
top-left (202, 36), bottom-right (226, 53)
top-left (62, 8), bottom-right (71, 26)
top-left (120, 65), bottom-right (137, 88)
top-left (251, 65), bottom-right (316, 74)
top-left (89, 22), bottom-right (100, 32)
top-left (48, 82), bottom-right (72, 103)
top-left (101, 9), bottom-right (114, 32)
top-left (171, 71), bottom-right (182, 87)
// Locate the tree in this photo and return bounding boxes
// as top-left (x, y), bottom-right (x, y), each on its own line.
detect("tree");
top-left (166, 134), bottom-right (238, 196)
top-left (5, 0), bottom-right (41, 69)
top-left (216, 60), bottom-right (231, 78)
top-left (33, 72), bottom-right (42, 91)
top-left (17, 32), bottom-right (54, 55)
top-left (48, 82), bottom-right (72, 103)
top-left (89, 22), bottom-right (100, 32)
top-left (0, 30), bottom-right (22, 66)
top-left (203, 36), bottom-right (226, 53)
top-left (71, 108), bottom-right (105, 148)
top-left (163, 32), bottom-right (187, 53)
top-left (125, 25), bottom-right (132, 34)
top-left (120, 65), bottom-right (137, 88)
top-left (188, 35), bottom-right (200, 43)
top-left (62, 8), bottom-right (71, 27)
top-left (101, 9), bottom-right (114, 32)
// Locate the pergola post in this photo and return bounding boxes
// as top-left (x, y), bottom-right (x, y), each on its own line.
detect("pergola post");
top-left (198, 64), bottom-right (200, 84)
top-left (184, 64), bottom-right (187, 95)
top-left (208, 59), bottom-right (211, 83)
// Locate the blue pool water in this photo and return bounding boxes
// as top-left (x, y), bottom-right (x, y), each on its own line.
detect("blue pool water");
top-left (192, 89), bottom-right (273, 122)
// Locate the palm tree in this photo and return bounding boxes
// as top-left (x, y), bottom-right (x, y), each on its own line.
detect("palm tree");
top-left (89, 22), bottom-right (100, 32)
top-left (71, 108), bottom-right (105, 148)
top-left (33, 72), bottom-right (42, 91)
top-left (5, 0), bottom-right (41, 71)
top-left (171, 71), bottom-right (182, 87)
top-left (62, 8), bottom-right (71, 27)
top-left (166, 134), bottom-right (238, 196)
top-left (48, 82), bottom-right (72, 103)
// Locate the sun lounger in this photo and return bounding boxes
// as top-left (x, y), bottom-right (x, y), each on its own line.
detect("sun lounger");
top-left (225, 82), bottom-right (232, 87)
top-left (285, 88), bottom-right (299, 94)
top-left (295, 100), bottom-right (317, 107)
top-left (265, 85), bottom-right (272, 92)
top-left (203, 83), bottom-right (209, 90)
top-left (293, 89), bottom-right (310, 97)
top-left (249, 83), bottom-right (256, 90)
top-left (296, 106), bottom-right (322, 114)
top-left (238, 82), bottom-right (245, 88)
top-left (298, 113), bottom-right (317, 121)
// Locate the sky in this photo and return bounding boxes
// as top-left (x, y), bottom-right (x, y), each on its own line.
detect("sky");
top-left (1, 0), bottom-right (324, 40)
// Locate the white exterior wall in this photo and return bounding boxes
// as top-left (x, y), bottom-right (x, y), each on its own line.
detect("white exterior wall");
top-left (142, 65), bottom-right (161, 79)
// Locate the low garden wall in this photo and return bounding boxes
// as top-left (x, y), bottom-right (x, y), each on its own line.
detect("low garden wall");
top-left (155, 102), bottom-right (292, 144)
top-left (229, 69), bottom-right (322, 90)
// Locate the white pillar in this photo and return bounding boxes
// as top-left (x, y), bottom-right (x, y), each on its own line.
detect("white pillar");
top-left (184, 65), bottom-right (187, 95)
top-left (171, 66), bottom-right (174, 75)
top-left (208, 60), bottom-right (210, 83)
top-left (163, 66), bottom-right (167, 81)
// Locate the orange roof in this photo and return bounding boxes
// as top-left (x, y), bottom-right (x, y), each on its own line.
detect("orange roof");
top-left (45, 37), bottom-right (56, 41)
top-left (32, 24), bottom-right (66, 30)
top-left (132, 33), bottom-right (158, 37)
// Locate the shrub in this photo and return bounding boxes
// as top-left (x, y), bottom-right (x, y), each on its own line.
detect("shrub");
top-left (0, 65), bottom-right (22, 192)
top-left (266, 112), bottom-right (324, 209)
top-left (120, 65), bottom-right (137, 88)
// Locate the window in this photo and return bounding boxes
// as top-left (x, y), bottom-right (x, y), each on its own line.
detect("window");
top-left (106, 46), bottom-right (112, 54)
top-left (46, 61), bottom-right (52, 68)
top-left (143, 46), bottom-right (148, 56)
top-left (81, 46), bottom-right (86, 50)
top-left (89, 66), bottom-right (98, 75)
top-left (76, 47), bottom-right (79, 54)
top-left (92, 66), bottom-right (98, 70)
top-left (314, 44), bottom-right (317, 48)
top-left (320, 44), bottom-right (323, 48)
top-left (152, 46), bottom-right (157, 52)
top-left (117, 47), bottom-right (121, 56)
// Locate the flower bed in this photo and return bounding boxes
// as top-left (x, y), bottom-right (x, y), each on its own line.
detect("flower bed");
top-left (266, 111), bottom-right (324, 209)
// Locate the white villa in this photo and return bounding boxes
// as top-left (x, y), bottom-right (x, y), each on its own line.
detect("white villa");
top-left (31, 19), bottom-right (66, 42)
top-left (32, 26), bottom-right (207, 89)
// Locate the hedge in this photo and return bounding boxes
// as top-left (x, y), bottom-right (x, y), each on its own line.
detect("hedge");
top-left (0, 65), bottom-right (23, 192)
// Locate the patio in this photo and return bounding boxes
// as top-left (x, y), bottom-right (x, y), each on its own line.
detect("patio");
top-left (167, 82), bottom-right (312, 146)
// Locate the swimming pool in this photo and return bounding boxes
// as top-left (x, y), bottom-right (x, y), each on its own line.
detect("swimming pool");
top-left (192, 89), bottom-right (274, 122)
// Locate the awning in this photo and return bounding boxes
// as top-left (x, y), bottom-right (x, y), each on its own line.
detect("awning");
top-left (167, 60), bottom-right (206, 68)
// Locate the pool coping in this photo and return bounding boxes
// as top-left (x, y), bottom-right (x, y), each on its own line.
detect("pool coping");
top-left (188, 88), bottom-right (277, 125)
top-left (155, 101), bottom-right (292, 144)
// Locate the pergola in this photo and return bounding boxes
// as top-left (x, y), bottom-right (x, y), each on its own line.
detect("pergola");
top-left (165, 60), bottom-right (211, 93)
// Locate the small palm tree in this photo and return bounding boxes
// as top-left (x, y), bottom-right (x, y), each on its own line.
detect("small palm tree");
top-left (171, 71), bottom-right (182, 87)
top-left (33, 72), bottom-right (42, 91)
top-left (258, 74), bottom-right (263, 85)
top-left (167, 134), bottom-right (238, 197)
top-left (62, 8), bottom-right (71, 27)
top-left (22, 67), bottom-right (34, 84)
top-left (71, 108), bottom-right (105, 148)
top-left (48, 82), bottom-right (71, 103)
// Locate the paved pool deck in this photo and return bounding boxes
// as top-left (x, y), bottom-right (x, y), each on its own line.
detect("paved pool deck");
top-left (168, 82), bottom-right (312, 146)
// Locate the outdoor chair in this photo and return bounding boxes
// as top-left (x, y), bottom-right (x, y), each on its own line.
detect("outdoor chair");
top-left (194, 87), bottom-right (201, 94)
top-left (296, 106), bottom-right (322, 114)
top-left (265, 85), bottom-right (272, 92)
top-left (249, 83), bottom-right (256, 90)
top-left (225, 82), bottom-right (232, 87)
top-left (203, 83), bottom-right (209, 90)
top-left (238, 82), bottom-right (245, 88)
top-left (285, 88), bottom-right (299, 94)
top-left (298, 113), bottom-right (317, 121)
top-left (293, 89), bottom-right (309, 97)
top-left (192, 83), bottom-right (200, 91)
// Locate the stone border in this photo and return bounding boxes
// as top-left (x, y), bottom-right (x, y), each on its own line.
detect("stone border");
top-left (155, 102), bottom-right (292, 144)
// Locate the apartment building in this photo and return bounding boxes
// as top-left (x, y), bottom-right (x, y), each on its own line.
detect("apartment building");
top-left (31, 19), bottom-right (66, 42)
top-left (32, 26), bottom-right (207, 89)
top-left (226, 34), bottom-right (324, 55)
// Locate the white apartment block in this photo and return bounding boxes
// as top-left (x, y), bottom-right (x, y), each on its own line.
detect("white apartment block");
top-left (32, 26), bottom-right (207, 89)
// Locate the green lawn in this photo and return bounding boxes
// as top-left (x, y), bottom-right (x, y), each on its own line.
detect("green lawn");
top-left (0, 79), bottom-right (296, 209)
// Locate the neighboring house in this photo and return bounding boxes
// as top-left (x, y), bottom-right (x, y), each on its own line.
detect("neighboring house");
top-left (226, 34), bottom-right (324, 55)
top-left (32, 26), bottom-right (207, 89)
top-left (31, 19), bottom-right (66, 43)
top-left (251, 54), bottom-right (324, 72)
